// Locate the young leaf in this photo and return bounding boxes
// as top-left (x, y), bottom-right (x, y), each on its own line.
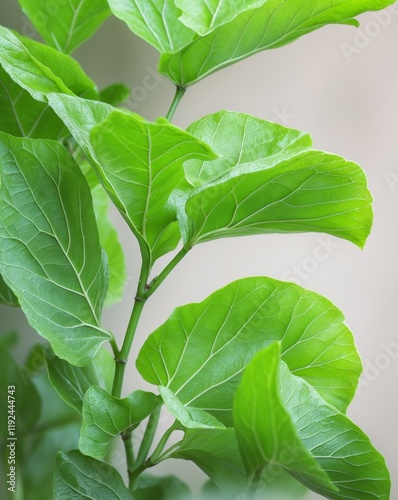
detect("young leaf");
top-left (0, 134), bottom-right (111, 366)
top-left (172, 427), bottom-right (247, 491)
top-left (18, 0), bottom-right (111, 54)
top-left (135, 474), bottom-right (191, 500)
top-left (234, 343), bottom-right (391, 499)
top-left (90, 111), bottom-right (216, 263)
top-left (79, 387), bottom-right (160, 460)
top-left (137, 277), bottom-right (361, 425)
top-left (159, 386), bottom-right (225, 430)
top-left (54, 450), bottom-right (131, 500)
top-left (160, 0), bottom-right (397, 86)
top-left (0, 273), bottom-right (18, 306)
top-left (44, 346), bottom-right (115, 414)
top-left (233, 343), bottom-right (335, 490)
top-left (107, 0), bottom-right (195, 53)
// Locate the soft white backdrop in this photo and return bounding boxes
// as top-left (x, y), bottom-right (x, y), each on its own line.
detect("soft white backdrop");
top-left (2, 2), bottom-right (398, 499)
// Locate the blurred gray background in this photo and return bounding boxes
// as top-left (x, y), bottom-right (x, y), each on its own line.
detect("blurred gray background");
top-left (1, 1), bottom-right (398, 498)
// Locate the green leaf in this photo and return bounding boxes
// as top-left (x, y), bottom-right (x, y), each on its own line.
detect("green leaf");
top-left (159, 386), bottom-right (224, 430)
top-left (185, 111), bottom-right (312, 186)
top-left (0, 66), bottom-right (67, 140)
top-left (107, 0), bottom-right (195, 53)
top-left (44, 346), bottom-right (115, 414)
top-left (160, 0), bottom-right (396, 86)
top-left (79, 387), bottom-right (160, 460)
top-left (0, 273), bottom-right (18, 306)
top-left (54, 450), bottom-right (131, 500)
top-left (90, 111), bottom-right (216, 263)
top-left (135, 474), bottom-right (191, 500)
top-left (172, 427), bottom-right (246, 491)
top-left (18, 34), bottom-right (99, 100)
top-left (233, 343), bottom-right (335, 489)
top-left (234, 343), bottom-right (391, 499)
top-left (137, 277), bottom-right (361, 425)
top-left (0, 26), bottom-right (72, 102)
top-left (18, 0), bottom-right (111, 54)
top-left (0, 133), bottom-right (111, 366)
top-left (175, 0), bottom-right (265, 35)
top-left (179, 112), bottom-right (372, 249)
top-left (100, 83), bottom-right (131, 106)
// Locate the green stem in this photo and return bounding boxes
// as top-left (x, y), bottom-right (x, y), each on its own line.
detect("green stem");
top-left (146, 247), bottom-right (189, 299)
top-left (121, 432), bottom-right (136, 490)
top-left (112, 262), bottom-right (149, 398)
top-left (166, 86), bottom-right (186, 121)
top-left (149, 420), bottom-right (179, 465)
top-left (134, 407), bottom-right (161, 469)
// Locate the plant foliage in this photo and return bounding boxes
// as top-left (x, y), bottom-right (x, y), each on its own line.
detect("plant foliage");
top-left (0, 1), bottom-right (393, 499)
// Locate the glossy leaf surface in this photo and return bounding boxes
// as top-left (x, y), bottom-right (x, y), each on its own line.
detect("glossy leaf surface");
top-left (234, 343), bottom-right (391, 499)
top-left (160, 0), bottom-right (396, 86)
top-left (80, 387), bottom-right (160, 459)
top-left (180, 112), bottom-right (372, 250)
top-left (0, 134), bottom-right (110, 366)
top-left (18, 0), bottom-right (111, 54)
top-left (137, 277), bottom-right (360, 425)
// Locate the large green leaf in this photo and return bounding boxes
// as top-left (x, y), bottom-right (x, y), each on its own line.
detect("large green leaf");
top-left (172, 427), bottom-right (246, 491)
top-left (159, 386), bottom-right (224, 430)
top-left (160, 0), bottom-right (396, 86)
top-left (106, 0), bottom-right (395, 86)
top-left (233, 343), bottom-right (335, 489)
top-left (44, 346), bottom-right (114, 414)
top-left (137, 277), bottom-right (360, 425)
top-left (90, 111), bottom-right (216, 263)
top-left (0, 134), bottom-right (111, 366)
top-left (79, 387), bottom-right (160, 459)
top-left (234, 343), bottom-right (391, 499)
top-left (107, 0), bottom-right (195, 53)
top-left (178, 112), bottom-right (372, 249)
top-left (18, 0), bottom-right (111, 54)
top-left (99, 83), bottom-right (130, 106)
top-left (54, 450), bottom-right (131, 500)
